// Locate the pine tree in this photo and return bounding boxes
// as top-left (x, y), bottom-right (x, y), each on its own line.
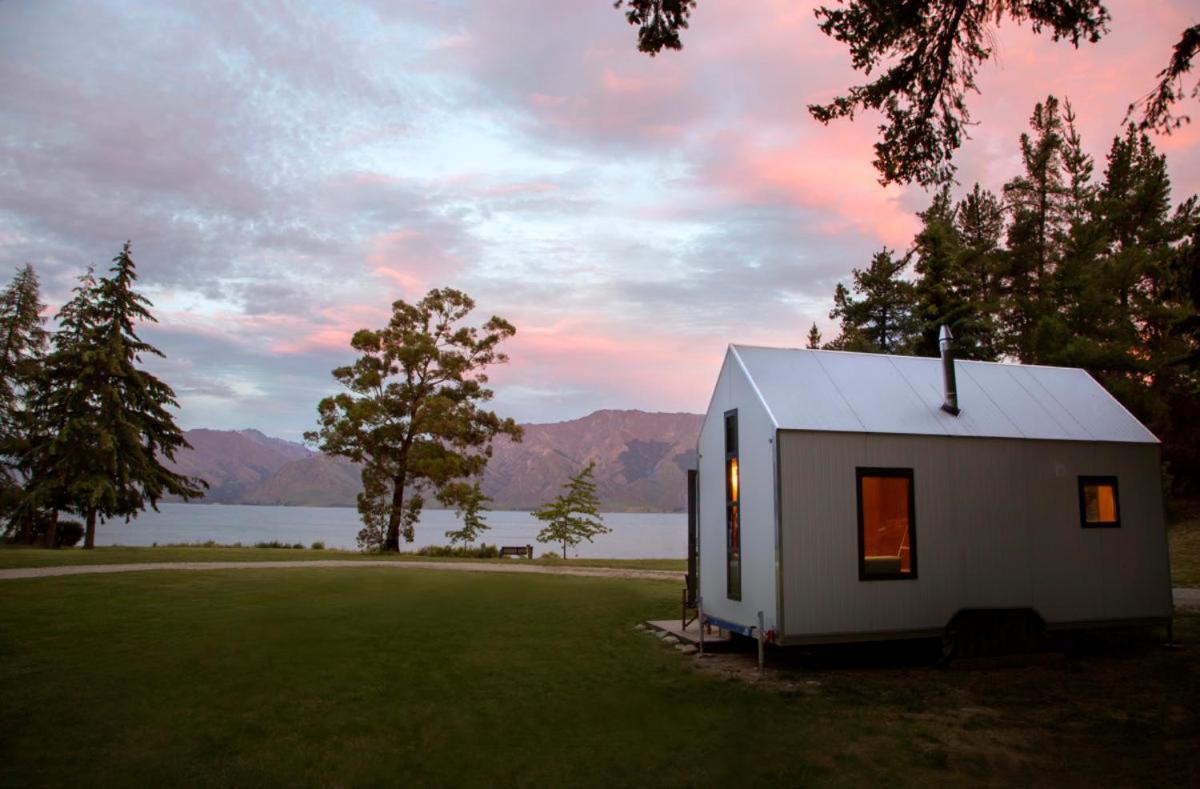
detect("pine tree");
top-left (1002, 96), bottom-right (1074, 362)
top-left (805, 323), bottom-right (822, 349)
top-left (954, 184), bottom-right (1005, 359)
top-left (827, 249), bottom-right (917, 354)
top-left (0, 264), bottom-right (49, 536)
top-left (533, 462), bottom-right (609, 560)
top-left (26, 243), bottom-right (204, 548)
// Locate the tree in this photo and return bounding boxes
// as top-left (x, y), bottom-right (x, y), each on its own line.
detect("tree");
top-left (616, 1), bottom-right (1195, 186)
top-left (442, 481), bottom-right (491, 548)
top-left (805, 322), bottom-right (822, 349)
top-left (827, 248), bottom-right (918, 353)
top-left (534, 462), bottom-right (609, 559)
top-left (307, 288), bottom-right (521, 552)
top-left (25, 244), bottom-right (204, 548)
top-left (0, 264), bottom-right (48, 537)
top-left (953, 183), bottom-right (1006, 359)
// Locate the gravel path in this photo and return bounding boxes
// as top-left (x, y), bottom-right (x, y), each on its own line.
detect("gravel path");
top-left (0, 560), bottom-right (683, 582)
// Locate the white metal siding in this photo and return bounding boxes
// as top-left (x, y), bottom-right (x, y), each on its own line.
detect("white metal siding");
top-left (696, 351), bottom-right (779, 633)
top-left (777, 432), bottom-right (1170, 639)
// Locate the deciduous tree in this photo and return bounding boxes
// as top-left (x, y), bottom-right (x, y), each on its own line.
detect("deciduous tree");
top-left (307, 288), bottom-right (521, 552)
top-left (442, 481), bottom-right (491, 548)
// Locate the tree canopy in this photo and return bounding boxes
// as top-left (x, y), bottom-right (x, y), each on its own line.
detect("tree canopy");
top-left (307, 288), bottom-right (521, 552)
top-left (615, 1), bottom-right (1198, 186)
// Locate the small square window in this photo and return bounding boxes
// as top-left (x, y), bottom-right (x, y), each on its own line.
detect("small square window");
top-left (1078, 476), bottom-right (1120, 528)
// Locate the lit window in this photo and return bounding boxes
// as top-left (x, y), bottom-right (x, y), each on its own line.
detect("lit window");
top-left (1079, 476), bottom-right (1120, 528)
top-left (857, 468), bottom-right (917, 580)
top-left (724, 410), bottom-right (741, 600)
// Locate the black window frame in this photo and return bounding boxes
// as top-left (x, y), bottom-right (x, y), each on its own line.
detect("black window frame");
top-left (724, 409), bottom-right (741, 601)
top-left (856, 467), bottom-right (918, 582)
top-left (1078, 475), bottom-right (1121, 529)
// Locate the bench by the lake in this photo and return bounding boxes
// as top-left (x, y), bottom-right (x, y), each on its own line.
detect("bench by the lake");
top-left (499, 545), bottom-right (533, 559)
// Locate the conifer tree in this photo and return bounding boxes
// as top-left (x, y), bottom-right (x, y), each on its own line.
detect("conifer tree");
top-left (826, 249), bottom-right (918, 354)
top-left (805, 323), bottom-right (822, 349)
top-left (0, 264), bottom-right (48, 535)
top-left (1002, 96), bottom-right (1074, 362)
top-left (534, 462), bottom-right (609, 560)
top-left (26, 243), bottom-right (204, 548)
top-left (953, 184), bottom-right (1006, 359)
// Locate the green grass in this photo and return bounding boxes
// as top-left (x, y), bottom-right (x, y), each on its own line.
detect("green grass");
top-left (0, 569), bottom-right (1197, 786)
top-left (1170, 519), bottom-right (1200, 587)
top-left (0, 544), bottom-right (687, 573)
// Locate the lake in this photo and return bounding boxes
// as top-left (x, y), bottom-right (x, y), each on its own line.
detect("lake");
top-left (92, 503), bottom-right (687, 558)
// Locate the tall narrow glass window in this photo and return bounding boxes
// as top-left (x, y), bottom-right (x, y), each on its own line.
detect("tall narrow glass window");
top-left (1078, 476), bottom-right (1120, 528)
top-left (724, 409), bottom-right (741, 600)
top-left (856, 468), bottom-right (917, 580)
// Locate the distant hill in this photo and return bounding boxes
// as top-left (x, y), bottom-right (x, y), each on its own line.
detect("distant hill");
top-left (169, 410), bottom-right (702, 512)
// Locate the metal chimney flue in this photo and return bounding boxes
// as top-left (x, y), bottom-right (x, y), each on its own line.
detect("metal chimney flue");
top-left (939, 325), bottom-right (960, 416)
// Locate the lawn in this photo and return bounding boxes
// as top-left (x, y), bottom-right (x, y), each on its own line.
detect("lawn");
top-left (0, 569), bottom-right (1196, 787)
top-left (0, 544), bottom-right (687, 573)
top-left (1170, 519), bottom-right (1200, 587)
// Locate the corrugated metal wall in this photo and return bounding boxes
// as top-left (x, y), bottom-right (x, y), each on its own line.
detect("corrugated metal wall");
top-left (697, 351), bottom-right (779, 633)
top-left (777, 431), bottom-right (1171, 640)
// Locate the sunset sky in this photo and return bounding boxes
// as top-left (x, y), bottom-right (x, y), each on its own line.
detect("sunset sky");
top-left (2, 0), bottom-right (1197, 441)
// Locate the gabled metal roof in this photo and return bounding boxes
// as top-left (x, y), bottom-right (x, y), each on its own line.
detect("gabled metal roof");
top-left (731, 345), bottom-right (1158, 444)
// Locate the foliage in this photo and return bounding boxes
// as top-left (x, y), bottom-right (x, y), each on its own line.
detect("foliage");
top-left (0, 264), bottom-right (48, 537)
top-left (414, 543), bottom-right (500, 559)
top-left (310, 541), bottom-right (326, 551)
top-left (823, 95), bottom-right (1200, 495)
top-left (826, 249), bottom-right (918, 354)
top-left (805, 322), bottom-right (822, 349)
top-left (306, 288), bottom-right (521, 552)
top-left (53, 520), bottom-right (84, 548)
top-left (21, 245), bottom-right (204, 548)
top-left (612, 0), bottom-right (696, 55)
top-left (253, 541), bottom-right (306, 549)
top-left (617, 1), bottom-right (1196, 186)
top-left (534, 461), bottom-right (610, 559)
top-left (441, 480), bottom-right (492, 547)
top-left (1131, 24), bottom-right (1200, 134)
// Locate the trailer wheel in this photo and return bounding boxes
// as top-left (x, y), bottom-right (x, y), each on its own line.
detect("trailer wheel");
top-left (941, 609), bottom-right (1046, 661)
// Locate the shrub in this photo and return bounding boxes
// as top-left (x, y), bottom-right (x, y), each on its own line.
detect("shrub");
top-left (414, 543), bottom-right (501, 559)
top-left (310, 541), bottom-right (325, 551)
top-left (55, 520), bottom-right (85, 548)
top-left (254, 541), bottom-right (305, 550)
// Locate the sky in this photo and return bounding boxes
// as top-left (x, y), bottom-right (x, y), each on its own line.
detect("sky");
top-left (1, 0), bottom-right (1197, 441)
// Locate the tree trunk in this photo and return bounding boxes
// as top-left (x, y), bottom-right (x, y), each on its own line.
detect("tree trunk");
top-left (84, 508), bottom-right (96, 550)
top-left (384, 472), bottom-right (406, 553)
top-left (44, 510), bottom-right (59, 549)
top-left (561, 541), bottom-right (567, 560)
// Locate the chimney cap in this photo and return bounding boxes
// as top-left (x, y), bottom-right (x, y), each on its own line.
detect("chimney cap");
top-left (939, 324), bottom-right (953, 350)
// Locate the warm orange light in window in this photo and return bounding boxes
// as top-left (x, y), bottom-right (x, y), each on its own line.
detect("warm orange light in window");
top-left (1084, 484), bottom-right (1117, 523)
top-left (861, 476), bottom-right (912, 575)
top-left (729, 457), bottom-right (739, 502)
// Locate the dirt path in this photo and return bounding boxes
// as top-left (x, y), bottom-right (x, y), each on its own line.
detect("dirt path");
top-left (1175, 587), bottom-right (1200, 610)
top-left (0, 560), bottom-right (682, 582)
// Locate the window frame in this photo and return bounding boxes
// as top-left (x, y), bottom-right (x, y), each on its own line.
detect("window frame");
top-left (855, 467), bottom-right (918, 582)
top-left (724, 409), bottom-right (741, 601)
top-left (1078, 475), bottom-right (1121, 529)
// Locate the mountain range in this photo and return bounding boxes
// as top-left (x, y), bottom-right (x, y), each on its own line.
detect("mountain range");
top-left (166, 410), bottom-right (702, 512)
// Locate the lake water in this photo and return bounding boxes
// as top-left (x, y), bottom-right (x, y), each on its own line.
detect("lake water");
top-left (92, 503), bottom-right (687, 558)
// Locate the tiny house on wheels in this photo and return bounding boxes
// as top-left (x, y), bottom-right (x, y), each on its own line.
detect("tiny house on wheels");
top-left (689, 333), bottom-right (1172, 647)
